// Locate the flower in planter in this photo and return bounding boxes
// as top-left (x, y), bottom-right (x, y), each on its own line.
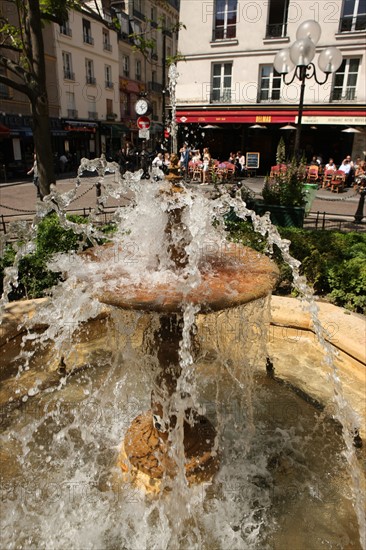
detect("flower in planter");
top-left (262, 158), bottom-right (307, 207)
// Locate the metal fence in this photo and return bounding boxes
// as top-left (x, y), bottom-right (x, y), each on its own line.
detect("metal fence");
top-left (1, 208), bottom-right (364, 239)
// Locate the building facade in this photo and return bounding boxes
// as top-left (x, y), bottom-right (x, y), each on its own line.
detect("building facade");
top-left (175, 0), bottom-right (366, 174)
top-left (0, 0), bottom-right (179, 178)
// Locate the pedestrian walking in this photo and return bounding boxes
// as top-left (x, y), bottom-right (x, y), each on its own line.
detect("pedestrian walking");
top-left (27, 153), bottom-right (40, 198)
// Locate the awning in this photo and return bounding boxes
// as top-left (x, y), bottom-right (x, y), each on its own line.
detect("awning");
top-left (0, 123), bottom-right (10, 137)
top-left (64, 121), bottom-right (97, 133)
top-left (119, 79), bottom-right (142, 94)
top-left (10, 126), bottom-right (33, 137)
top-left (176, 108), bottom-right (366, 125)
top-left (176, 110), bottom-right (295, 124)
top-left (102, 124), bottom-right (129, 136)
top-left (150, 122), bottom-right (163, 134)
top-left (51, 130), bottom-right (68, 136)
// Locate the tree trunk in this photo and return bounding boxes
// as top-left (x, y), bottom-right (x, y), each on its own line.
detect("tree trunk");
top-left (27, 0), bottom-right (55, 198)
top-left (31, 96), bottom-right (56, 198)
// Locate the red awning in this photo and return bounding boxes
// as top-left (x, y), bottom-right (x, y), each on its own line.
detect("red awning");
top-left (176, 110), bottom-right (296, 124)
top-left (0, 123), bottom-right (10, 137)
top-left (176, 108), bottom-right (366, 125)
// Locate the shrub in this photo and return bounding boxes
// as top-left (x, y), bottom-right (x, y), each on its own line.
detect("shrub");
top-left (262, 158), bottom-right (307, 207)
top-left (227, 221), bottom-right (366, 314)
top-left (0, 213), bottom-right (114, 300)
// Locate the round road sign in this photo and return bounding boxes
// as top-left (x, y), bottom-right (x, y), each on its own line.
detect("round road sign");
top-left (137, 116), bottom-right (151, 129)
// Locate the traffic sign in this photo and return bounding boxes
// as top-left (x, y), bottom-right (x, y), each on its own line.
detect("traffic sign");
top-left (139, 128), bottom-right (150, 140)
top-left (137, 116), bottom-right (151, 129)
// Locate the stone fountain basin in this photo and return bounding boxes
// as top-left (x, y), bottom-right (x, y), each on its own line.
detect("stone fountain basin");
top-left (80, 242), bottom-right (279, 313)
top-left (1, 296), bottom-right (365, 439)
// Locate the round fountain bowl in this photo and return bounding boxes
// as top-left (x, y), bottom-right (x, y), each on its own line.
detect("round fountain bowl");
top-left (81, 242), bottom-right (279, 313)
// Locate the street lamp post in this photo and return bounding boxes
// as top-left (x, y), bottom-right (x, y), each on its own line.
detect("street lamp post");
top-left (274, 20), bottom-right (343, 157)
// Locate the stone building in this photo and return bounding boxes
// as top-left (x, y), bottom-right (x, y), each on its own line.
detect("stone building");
top-left (175, 0), bottom-right (366, 174)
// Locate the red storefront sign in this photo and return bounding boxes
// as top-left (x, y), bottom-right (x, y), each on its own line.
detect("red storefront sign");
top-left (176, 109), bottom-right (365, 125)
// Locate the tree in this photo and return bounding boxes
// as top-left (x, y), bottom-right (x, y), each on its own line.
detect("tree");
top-left (276, 137), bottom-right (286, 165)
top-left (0, 0), bottom-right (103, 198)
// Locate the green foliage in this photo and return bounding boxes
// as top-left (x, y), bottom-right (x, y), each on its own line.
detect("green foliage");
top-left (262, 158), bottom-right (307, 207)
top-left (227, 222), bottom-right (366, 314)
top-left (0, 213), bottom-right (114, 300)
top-left (276, 137), bottom-right (286, 165)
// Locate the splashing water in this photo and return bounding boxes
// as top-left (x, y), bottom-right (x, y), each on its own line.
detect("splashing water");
top-left (1, 65), bottom-right (365, 549)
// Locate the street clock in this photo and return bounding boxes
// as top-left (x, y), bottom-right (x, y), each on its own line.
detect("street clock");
top-left (134, 98), bottom-right (152, 116)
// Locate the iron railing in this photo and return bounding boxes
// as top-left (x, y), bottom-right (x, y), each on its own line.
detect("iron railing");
top-left (1, 209), bottom-right (364, 237)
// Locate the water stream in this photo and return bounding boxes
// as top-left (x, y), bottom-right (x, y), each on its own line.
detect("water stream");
top-left (1, 64), bottom-right (365, 549)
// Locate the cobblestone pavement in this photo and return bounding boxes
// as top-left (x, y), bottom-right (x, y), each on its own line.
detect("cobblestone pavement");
top-left (0, 172), bottom-right (365, 224)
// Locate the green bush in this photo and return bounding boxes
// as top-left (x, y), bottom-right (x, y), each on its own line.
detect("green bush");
top-left (262, 158), bottom-right (307, 207)
top-left (227, 221), bottom-right (366, 314)
top-left (0, 213), bottom-right (114, 300)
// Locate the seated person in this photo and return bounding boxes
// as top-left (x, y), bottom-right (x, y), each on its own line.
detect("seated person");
top-left (152, 152), bottom-right (164, 168)
top-left (325, 158), bottom-right (337, 171)
top-left (191, 150), bottom-right (202, 164)
top-left (338, 158), bottom-right (353, 186)
top-left (355, 160), bottom-right (366, 185)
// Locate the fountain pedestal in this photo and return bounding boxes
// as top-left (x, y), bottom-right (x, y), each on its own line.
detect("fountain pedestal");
top-left (81, 182), bottom-right (279, 488)
top-left (122, 313), bottom-right (219, 485)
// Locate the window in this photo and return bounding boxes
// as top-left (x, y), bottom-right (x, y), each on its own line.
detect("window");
top-left (60, 15), bottom-right (72, 37)
top-left (85, 59), bottom-right (96, 85)
top-left (151, 6), bottom-right (158, 27)
top-left (331, 58), bottom-right (360, 100)
top-left (259, 65), bottom-right (281, 101)
top-left (122, 55), bottom-right (129, 77)
top-left (103, 29), bottom-right (112, 51)
top-left (106, 98), bottom-right (114, 117)
top-left (88, 99), bottom-right (97, 119)
top-left (211, 63), bottom-right (232, 102)
top-left (105, 65), bottom-right (113, 88)
top-left (340, 0), bottom-right (366, 31)
top-left (133, 0), bottom-right (144, 19)
top-left (266, 0), bottom-right (289, 37)
top-left (83, 19), bottom-right (94, 45)
top-left (213, 0), bottom-right (237, 40)
top-left (66, 92), bottom-right (77, 118)
top-left (62, 51), bottom-right (74, 80)
top-left (136, 59), bottom-right (142, 81)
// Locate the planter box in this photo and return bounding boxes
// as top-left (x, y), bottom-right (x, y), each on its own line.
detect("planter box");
top-left (253, 202), bottom-right (305, 228)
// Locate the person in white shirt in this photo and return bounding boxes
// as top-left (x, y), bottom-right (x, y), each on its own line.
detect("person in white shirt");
top-left (152, 153), bottom-right (164, 168)
top-left (325, 158), bottom-right (337, 171)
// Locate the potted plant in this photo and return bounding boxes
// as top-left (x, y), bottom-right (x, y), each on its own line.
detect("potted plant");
top-left (255, 158), bottom-right (307, 227)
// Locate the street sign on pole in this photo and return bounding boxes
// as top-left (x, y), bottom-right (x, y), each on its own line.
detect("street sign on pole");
top-left (137, 116), bottom-right (151, 130)
top-left (139, 128), bottom-right (150, 140)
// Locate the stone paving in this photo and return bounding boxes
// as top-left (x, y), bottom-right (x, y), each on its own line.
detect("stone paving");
top-left (0, 172), bottom-right (365, 226)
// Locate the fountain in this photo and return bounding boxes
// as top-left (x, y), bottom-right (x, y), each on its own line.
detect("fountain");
top-left (0, 66), bottom-right (365, 548)
top-left (1, 163), bottom-right (365, 548)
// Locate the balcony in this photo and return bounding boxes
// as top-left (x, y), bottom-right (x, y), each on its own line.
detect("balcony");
top-left (86, 76), bottom-right (96, 85)
top-left (265, 23), bottom-right (288, 38)
top-left (103, 42), bottom-right (112, 52)
top-left (148, 81), bottom-right (163, 93)
top-left (88, 111), bottom-right (98, 119)
top-left (67, 109), bottom-right (78, 118)
top-left (105, 81), bottom-right (114, 89)
top-left (64, 71), bottom-right (75, 80)
top-left (83, 34), bottom-right (94, 45)
top-left (60, 25), bottom-right (72, 37)
top-left (106, 113), bottom-right (117, 120)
